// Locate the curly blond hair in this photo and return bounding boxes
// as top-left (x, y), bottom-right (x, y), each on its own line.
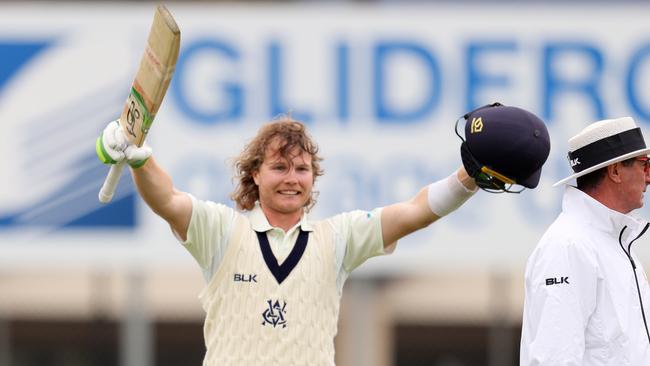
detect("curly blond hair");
top-left (231, 117), bottom-right (324, 211)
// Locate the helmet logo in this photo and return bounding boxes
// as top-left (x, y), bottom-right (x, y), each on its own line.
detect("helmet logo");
top-left (470, 117), bottom-right (484, 133)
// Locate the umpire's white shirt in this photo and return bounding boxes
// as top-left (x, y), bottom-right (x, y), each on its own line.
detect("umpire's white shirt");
top-left (180, 196), bottom-right (393, 366)
top-left (520, 186), bottom-right (650, 366)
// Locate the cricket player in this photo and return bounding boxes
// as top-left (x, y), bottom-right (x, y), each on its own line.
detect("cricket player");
top-left (97, 104), bottom-right (549, 365)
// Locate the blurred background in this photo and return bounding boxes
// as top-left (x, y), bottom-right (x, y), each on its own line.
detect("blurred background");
top-left (2, 1), bottom-right (650, 365)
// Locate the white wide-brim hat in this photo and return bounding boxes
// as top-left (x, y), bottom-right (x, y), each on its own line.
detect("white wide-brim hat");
top-left (554, 116), bottom-right (650, 186)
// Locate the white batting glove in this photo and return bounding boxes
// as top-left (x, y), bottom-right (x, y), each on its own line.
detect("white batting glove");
top-left (96, 120), bottom-right (152, 168)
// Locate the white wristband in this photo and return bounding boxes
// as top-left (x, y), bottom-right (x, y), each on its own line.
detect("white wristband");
top-left (427, 172), bottom-right (478, 217)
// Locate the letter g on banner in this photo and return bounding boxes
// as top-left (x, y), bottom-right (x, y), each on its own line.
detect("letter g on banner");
top-left (172, 38), bottom-right (244, 124)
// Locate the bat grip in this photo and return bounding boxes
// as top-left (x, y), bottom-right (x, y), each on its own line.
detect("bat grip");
top-left (99, 161), bottom-right (127, 203)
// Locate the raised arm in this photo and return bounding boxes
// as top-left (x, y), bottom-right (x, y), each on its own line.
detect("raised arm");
top-left (97, 121), bottom-right (192, 240)
top-left (379, 103), bottom-right (551, 248)
top-left (380, 167), bottom-right (477, 247)
top-left (131, 158), bottom-right (192, 240)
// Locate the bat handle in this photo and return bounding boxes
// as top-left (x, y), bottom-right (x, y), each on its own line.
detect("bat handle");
top-left (99, 161), bottom-right (127, 203)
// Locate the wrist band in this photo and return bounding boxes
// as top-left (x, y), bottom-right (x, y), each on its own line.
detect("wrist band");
top-left (427, 172), bottom-right (478, 217)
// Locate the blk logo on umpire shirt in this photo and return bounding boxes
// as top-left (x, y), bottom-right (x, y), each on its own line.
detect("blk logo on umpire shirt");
top-left (546, 276), bottom-right (569, 286)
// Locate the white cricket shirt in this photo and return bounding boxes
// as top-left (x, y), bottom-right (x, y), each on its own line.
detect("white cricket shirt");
top-left (181, 196), bottom-right (392, 366)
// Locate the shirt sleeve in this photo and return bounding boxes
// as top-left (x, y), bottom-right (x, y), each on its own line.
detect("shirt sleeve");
top-left (520, 235), bottom-right (599, 366)
top-left (181, 195), bottom-right (237, 280)
top-left (330, 207), bottom-right (388, 273)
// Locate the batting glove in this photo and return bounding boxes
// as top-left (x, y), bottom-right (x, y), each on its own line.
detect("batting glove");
top-left (96, 120), bottom-right (152, 168)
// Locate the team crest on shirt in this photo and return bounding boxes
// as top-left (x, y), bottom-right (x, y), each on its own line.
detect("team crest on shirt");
top-left (262, 299), bottom-right (287, 328)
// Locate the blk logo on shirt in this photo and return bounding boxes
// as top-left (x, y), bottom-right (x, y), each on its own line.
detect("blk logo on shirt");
top-left (234, 273), bottom-right (258, 283)
top-left (546, 277), bottom-right (570, 285)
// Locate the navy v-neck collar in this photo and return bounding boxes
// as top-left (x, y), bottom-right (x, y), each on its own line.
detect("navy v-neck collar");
top-left (255, 229), bottom-right (309, 285)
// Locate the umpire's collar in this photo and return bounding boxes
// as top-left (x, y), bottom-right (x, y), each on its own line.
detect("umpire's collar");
top-left (563, 185), bottom-right (648, 243)
top-left (249, 202), bottom-right (314, 233)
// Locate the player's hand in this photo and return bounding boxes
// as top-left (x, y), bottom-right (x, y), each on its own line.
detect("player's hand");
top-left (96, 120), bottom-right (152, 168)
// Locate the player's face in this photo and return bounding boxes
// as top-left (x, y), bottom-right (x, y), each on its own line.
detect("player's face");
top-left (619, 156), bottom-right (650, 213)
top-left (253, 141), bottom-right (314, 221)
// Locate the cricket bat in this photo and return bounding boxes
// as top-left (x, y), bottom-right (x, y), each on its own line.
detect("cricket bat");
top-left (98, 5), bottom-right (180, 203)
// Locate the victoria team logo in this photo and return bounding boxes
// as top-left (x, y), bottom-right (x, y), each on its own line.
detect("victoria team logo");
top-left (262, 299), bottom-right (287, 328)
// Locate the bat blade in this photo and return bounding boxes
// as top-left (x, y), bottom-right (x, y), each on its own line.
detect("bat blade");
top-left (99, 5), bottom-right (180, 204)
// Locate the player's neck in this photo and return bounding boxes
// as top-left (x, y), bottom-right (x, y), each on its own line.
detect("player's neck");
top-left (262, 207), bottom-right (303, 232)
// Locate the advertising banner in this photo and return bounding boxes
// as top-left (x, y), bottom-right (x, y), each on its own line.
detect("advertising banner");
top-left (2, 3), bottom-right (650, 274)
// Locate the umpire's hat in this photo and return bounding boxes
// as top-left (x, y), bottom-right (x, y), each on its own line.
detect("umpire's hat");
top-left (553, 117), bottom-right (650, 186)
top-left (461, 103), bottom-right (551, 189)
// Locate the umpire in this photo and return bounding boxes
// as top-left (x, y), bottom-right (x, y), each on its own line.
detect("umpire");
top-left (521, 117), bottom-right (650, 365)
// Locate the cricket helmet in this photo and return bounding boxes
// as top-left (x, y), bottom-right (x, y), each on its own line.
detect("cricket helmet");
top-left (455, 103), bottom-right (551, 192)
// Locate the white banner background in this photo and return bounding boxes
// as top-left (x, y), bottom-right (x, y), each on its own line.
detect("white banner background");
top-left (1, 3), bottom-right (650, 276)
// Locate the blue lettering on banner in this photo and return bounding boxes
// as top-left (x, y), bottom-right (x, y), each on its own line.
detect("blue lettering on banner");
top-left (336, 42), bottom-right (350, 122)
top-left (465, 40), bottom-right (517, 113)
top-left (626, 43), bottom-right (650, 121)
top-left (543, 41), bottom-right (605, 121)
top-left (171, 37), bottom-right (650, 126)
top-left (172, 38), bottom-right (244, 124)
top-left (269, 41), bottom-right (312, 122)
top-left (373, 41), bottom-right (441, 123)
